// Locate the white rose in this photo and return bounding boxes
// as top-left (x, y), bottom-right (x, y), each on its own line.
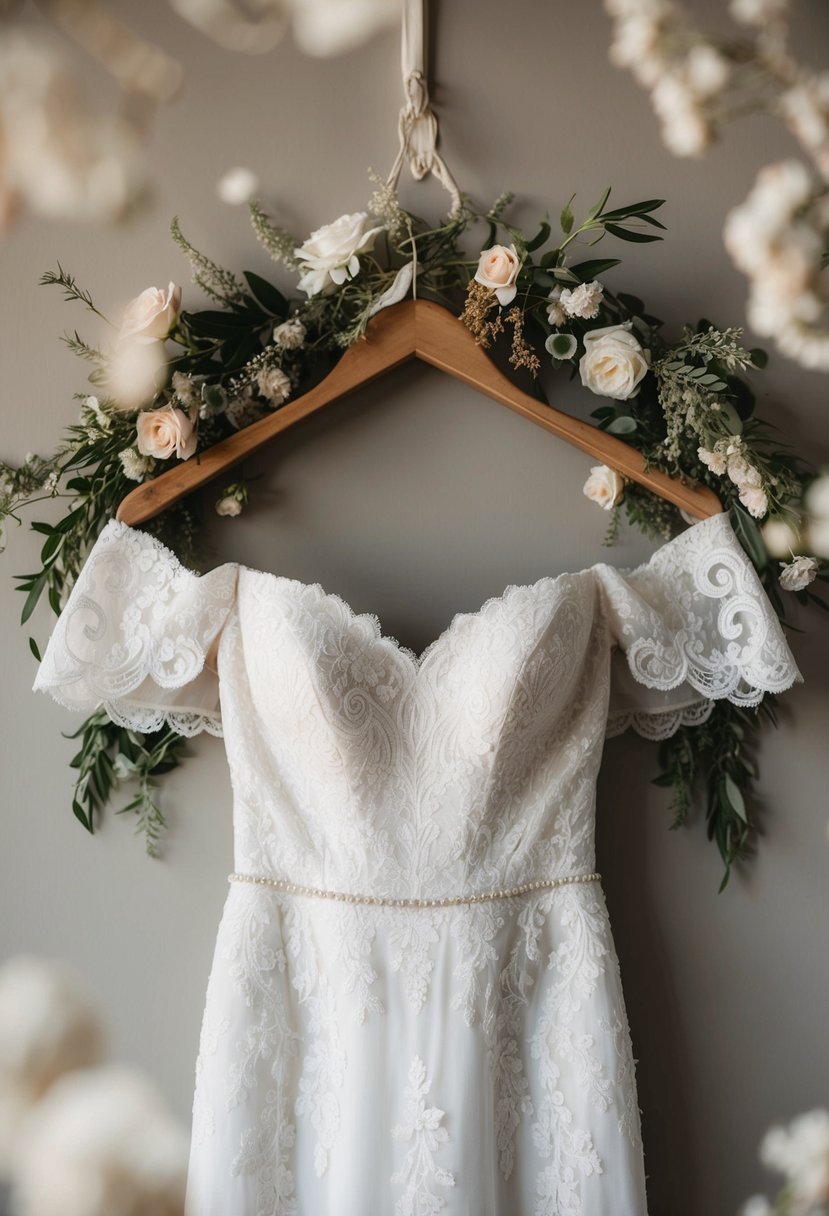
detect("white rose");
top-left (739, 484), bottom-right (769, 518)
top-left (583, 464), bottom-right (625, 511)
top-left (579, 323), bottom-right (650, 399)
top-left (294, 211), bottom-right (384, 297)
top-left (778, 555), bottom-right (819, 592)
top-left (560, 280), bottom-right (604, 320)
top-left (474, 243), bottom-right (522, 306)
top-left (120, 283), bottom-right (181, 344)
top-left (728, 456), bottom-right (762, 489)
top-left (215, 495), bottom-right (243, 517)
top-left (273, 318), bottom-right (306, 350)
top-left (136, 405), bottom-right (197, 461)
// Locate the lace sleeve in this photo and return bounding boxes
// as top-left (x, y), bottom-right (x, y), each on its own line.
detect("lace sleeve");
top-left (596, 512), bottom-right (803, 741)
top-left (32, 519), bottom-right (237, 737)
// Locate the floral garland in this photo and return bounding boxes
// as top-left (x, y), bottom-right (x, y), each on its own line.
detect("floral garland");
top-left (3, 178), bottom-right (827, 882)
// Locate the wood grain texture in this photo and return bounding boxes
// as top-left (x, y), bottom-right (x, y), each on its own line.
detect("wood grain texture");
top-left (117, 299), bottom-right (722, 525)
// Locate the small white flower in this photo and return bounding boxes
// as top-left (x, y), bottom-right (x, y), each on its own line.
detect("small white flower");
top-left (295, 211), bottom-right (384, 297)
top-left (171, 371), bottom-right (201, 409)
top-left (778, 555), bottom-right (819, 591)
top-left (727, 454), bottom-right (762, 489)
top-left (697, 446), bottom-right (727, 475)
top-left (118, 448), bottom-right (153, 482)
top-left (474, 244), bottom-right (522, 306)
top-left (217, 166), bottom-right (259, 205)
top-left (579, 322), bottom-right (650, 399)
top-left (215, 495), bottom-right (243, 517)
top-left (256, 365), bottom-right (291, 405)
top-left (272, 318), bottom-right (306, 350)
top-left (559, 280), bottom-right (604, 320)
top-left (739, 484), bottom-right (769, 518)
top-left (760, 1108), bottom-right (829, 1204)
top-left (82, 396), bottom-right (110, 432)
top-left (583, 464), bottom-right (625, 511)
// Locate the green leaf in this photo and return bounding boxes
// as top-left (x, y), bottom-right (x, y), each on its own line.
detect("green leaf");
top-left (586, 187), bottom-right (612, 222)
top-left (722, 774), bottom-right (747, 822)
top-left (532, 269), bottom-right (559, 288)
top-left (29, 637), bottom-right (41, 661)
top-left (524, 221), bottom-right (551, 253)
top-left (72, 799), bottom-right (94, 834)
top-left (560, 195), bottom-right (575, 236)
top-left (243, 271), bottom-right (288, 316)
top-left (21, 571), bottom-right (48, 624)
top-left (604, 223), bottom-right (662, 243)
top-left (750, 347), bottom-right (768, 369)
top-left (617, 292), bottom-right (644, 316)
top-left (606, 415), bottom-right (638, 434)
top-left (569, 258), bottom-right (621, 281)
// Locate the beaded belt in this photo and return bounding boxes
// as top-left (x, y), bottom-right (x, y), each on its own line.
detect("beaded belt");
top-left (228, 870), bottom-right (601, 908)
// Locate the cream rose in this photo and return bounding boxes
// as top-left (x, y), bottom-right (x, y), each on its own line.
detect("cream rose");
top-left (136, 405), bottom-right (196, 461)
top-left (120, 283), bottom-right (181, 344)
top-left (778, 555), bottom-right (818, 591)
top-left (295, 211), bottom-right (384, 296)
top-left (215, 495), bottom-right (243, 517)
top-left (579, 323), bottom-right (650, 399)
top-left (474, 243), bottom-right (521, 306)
top-left (583, 464), bottom-right (625, 511)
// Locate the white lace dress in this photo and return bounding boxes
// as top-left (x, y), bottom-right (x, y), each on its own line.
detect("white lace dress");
top-left (34, 512), bottom-right (801, 1216)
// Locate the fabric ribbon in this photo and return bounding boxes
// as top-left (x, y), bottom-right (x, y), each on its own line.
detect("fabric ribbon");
top-left (387, 0), bottom-right (462, 214)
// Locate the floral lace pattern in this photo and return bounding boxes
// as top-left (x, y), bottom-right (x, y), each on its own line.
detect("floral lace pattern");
top-left (32, 513), bottom-right (802, 1215)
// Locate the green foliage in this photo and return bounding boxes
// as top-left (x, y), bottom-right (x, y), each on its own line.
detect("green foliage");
top-left (4, 182), bottom-right (823, 879)
top-left (65, 711), bottom-right (188, 856)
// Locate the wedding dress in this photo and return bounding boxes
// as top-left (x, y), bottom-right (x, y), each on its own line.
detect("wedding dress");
top-left (33, 511), bottom-right (801, 1215)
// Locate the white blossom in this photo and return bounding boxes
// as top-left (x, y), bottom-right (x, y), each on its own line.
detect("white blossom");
top-left (760, 1109), bottom-right (829, 1205)
top-left (559, 280), bottom-right (604, 320)
top-left (730, 0), bottom-right (790, 25)
top-left (118, 448), bottom-right (153, 482)
top-left (778, 555), bottom-right (819, 591)
top-left (583, 464), bottom-right (626, 510)
top-left (739, 484), bottom-right (769, 518)
top-left (272, 318), bottom-right (306, 350)
top-left (762, 517), bottom-right (801, 557)
top-left (697, 446), bottom-right (727, 475)
top-left (256, 365), bottom-right (291, 405)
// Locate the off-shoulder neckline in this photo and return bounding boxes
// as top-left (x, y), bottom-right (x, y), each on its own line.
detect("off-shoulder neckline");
top-left (104, 512), bottom-right (734, 670)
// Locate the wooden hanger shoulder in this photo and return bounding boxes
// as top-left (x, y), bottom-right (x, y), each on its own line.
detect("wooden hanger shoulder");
top-left (116, 298), bottom-right (722, 525)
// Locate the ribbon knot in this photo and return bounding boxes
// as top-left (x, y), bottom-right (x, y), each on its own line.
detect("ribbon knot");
top-left (387, 2), bottom-right (461, 214)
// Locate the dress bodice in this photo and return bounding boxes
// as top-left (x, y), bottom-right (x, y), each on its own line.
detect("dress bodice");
top-left (34, 513), bottom-right (800, 896)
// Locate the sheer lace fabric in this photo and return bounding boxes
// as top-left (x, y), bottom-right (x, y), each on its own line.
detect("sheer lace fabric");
top-left (34, 512), bottom-right (801, 1215)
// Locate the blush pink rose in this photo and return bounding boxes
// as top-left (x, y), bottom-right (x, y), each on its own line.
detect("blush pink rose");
top-left (120, 283), bottom-right (182, 344)
top-left (136, 405), bottom-right (196, 461)
top-left (474, 244), bottom-right (521, 306)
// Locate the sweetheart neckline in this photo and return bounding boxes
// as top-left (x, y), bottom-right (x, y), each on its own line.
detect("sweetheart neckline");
top-left (107, 510), bottom-right (731, 671)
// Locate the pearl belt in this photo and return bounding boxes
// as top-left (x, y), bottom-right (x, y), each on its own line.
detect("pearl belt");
top-left (228, 870), bottom-right (601, 908)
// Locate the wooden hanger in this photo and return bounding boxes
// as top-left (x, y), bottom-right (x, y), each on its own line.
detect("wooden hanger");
top-left (116, 298), bottom-right (722, 525)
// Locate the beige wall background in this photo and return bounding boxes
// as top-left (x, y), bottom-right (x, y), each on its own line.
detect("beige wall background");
top-left (2, 2), bottom-right (828, 1213)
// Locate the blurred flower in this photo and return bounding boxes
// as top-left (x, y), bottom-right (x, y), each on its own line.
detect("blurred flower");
top-left (215, 480), bottom-right (248, 517)
top-left (778, 555), bottom-right (818, 591)
top-left (0, 33), bottom-right (146, 232)
top-left (107, 340), bottom-right (167, 411)
top-left (13, 1066), bottom-right (188, 1216)
top-left (217, 166), bottom-right (260, 205)
top-left (762, 517), bottom-right (801, 557)
top-left (0, 956), bottom-right (104, 1175)
top-left (761, 1108), bottom-right (829, 1208)
top-left (806, 473), bottom-right (829, 557)
top-left (291, 0), bottom-right (401, 57)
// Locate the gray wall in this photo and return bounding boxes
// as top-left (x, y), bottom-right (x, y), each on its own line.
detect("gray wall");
top-left (2, 3), bottom-right (828, 1213)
